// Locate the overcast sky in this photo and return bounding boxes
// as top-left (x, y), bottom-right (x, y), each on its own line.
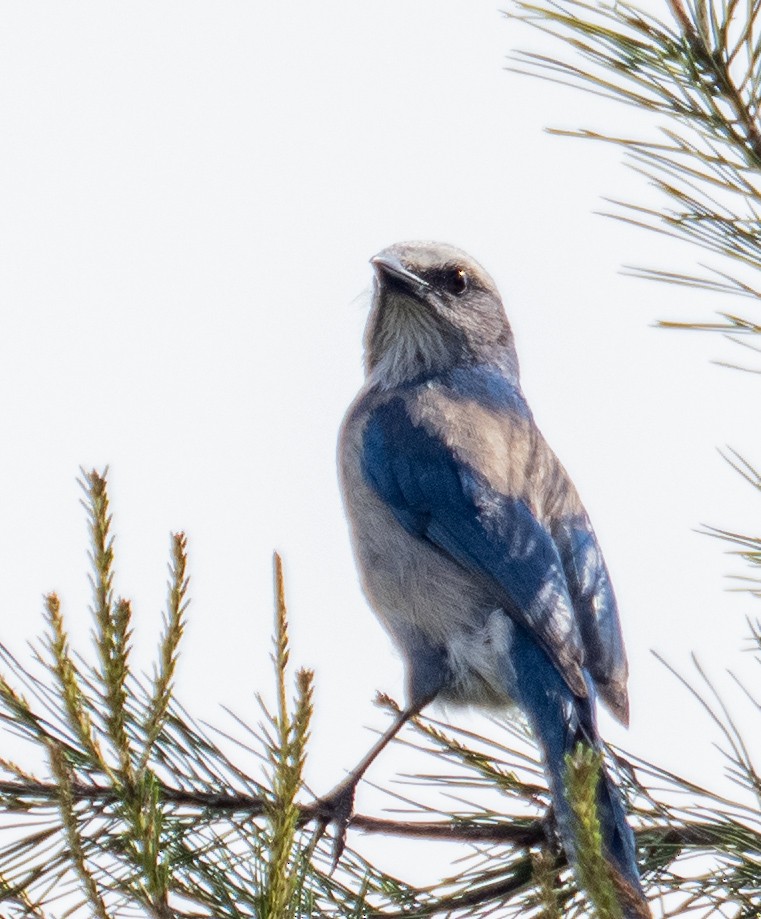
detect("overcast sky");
top-left (1, 0), bottom-right (759, 884)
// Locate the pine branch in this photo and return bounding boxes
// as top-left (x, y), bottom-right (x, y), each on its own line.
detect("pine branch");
top-left (43, 594), bottom-right (107, 773)
top-left (0, 473), bottom-right (425, 917)
top-left (0, 471), bottom-right (759, 915)
top-left (48, 742), bottom-right (110, 919)
top-left (81, 469), bottom-right (134, 781)
top-left (260, 555), bottom-right (314, 919)
top-left (508, 0), bottom-right (761, 345)
top-left (140, 532), bottom-right (189, 772)
top-left (530, 847), bottom-right (564, 918)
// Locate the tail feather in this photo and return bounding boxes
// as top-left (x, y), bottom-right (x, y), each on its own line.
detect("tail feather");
top-left (506, 624), bottom-right (649, 918)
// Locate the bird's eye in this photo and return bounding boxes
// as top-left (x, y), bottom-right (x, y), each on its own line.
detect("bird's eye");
top-left (444, 268), bottom-right (469, 296)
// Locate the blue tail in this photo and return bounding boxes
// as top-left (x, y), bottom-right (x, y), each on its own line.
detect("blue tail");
top-left (507, 624), bottom-right (648, 918)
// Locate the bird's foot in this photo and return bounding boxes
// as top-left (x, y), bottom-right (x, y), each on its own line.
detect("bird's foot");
top-left (313, 777), bottom-right (358, 871)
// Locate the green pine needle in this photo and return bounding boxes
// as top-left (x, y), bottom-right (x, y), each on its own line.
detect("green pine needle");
top-left (48, 742), bottom-right (110, 919)
top-left (261, 554), bottom-right (315, 919)
top-left (43, 592), bottom-right (109, 776)
top-left (81, 469), bottom-right (134, 781)
top-left (565, 745), bottom-right (623, 919)
top-left (141, 532), bottom-right (190, 771)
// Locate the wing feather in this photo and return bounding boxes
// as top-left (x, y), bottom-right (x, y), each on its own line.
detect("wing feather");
top-left (362, 395), bottom-right (589, 699)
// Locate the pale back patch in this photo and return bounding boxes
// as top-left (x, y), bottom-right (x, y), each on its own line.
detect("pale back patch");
top-left (408, 383), bottom-right (584, 521)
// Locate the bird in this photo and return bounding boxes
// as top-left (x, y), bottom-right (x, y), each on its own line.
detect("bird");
top-left (326, 240), bottom-right (649, 917)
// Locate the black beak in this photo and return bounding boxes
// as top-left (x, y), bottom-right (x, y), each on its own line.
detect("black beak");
top-left (371, 254), bottom-right (431, 298)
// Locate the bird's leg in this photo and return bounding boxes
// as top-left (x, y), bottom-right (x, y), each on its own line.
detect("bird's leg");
top-left (314, 701), bottom-right (425, 868)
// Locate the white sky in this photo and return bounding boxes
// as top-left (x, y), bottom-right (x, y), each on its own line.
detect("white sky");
top-left (1, 0), bottom-right (760, 890)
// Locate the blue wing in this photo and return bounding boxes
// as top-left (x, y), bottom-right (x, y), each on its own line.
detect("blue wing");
top-left (553, 518), bottom-right (629, 723)
top-left (361, 394), bottom-right (589, 699)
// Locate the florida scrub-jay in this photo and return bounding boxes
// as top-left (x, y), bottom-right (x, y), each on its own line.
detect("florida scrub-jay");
top-left (330, 241), bottom-right (648, 917)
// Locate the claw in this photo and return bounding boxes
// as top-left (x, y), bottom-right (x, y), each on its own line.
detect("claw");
top-left (310, 705), bottom-right (421, 871)
top-left (541, 803), bottom-right (563, 856)
top-left (314, 778), bottom-right (358, 871)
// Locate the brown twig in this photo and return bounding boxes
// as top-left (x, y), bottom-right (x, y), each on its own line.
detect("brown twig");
top-left (0, 778), bottom-right (736, 852)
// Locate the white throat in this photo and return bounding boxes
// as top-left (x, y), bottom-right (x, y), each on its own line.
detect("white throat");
top-left (366, 301), bottom-right (452, 389)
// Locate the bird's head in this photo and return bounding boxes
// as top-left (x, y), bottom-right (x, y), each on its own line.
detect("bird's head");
top-left (364, 241), bottom-right (518, 387)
